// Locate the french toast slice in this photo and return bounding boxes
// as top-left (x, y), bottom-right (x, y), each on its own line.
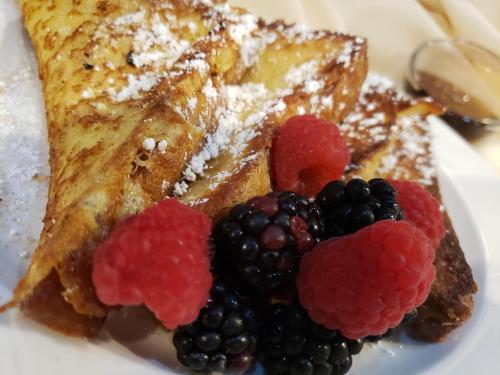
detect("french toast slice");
top-left (345, 75), bottom-right (477, 342)
top-left (8, 0), bottom-right (265, 335)
top-left (179, 24), bottom-right (367, 218)
top-left (8, 0), bottom-right (368, 336)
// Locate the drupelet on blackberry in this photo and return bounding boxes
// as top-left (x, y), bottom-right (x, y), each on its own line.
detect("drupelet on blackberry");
top-left (214, 192), bottom-right (324, 293)
top-left (316, 178), bottom-right (403, 238)
top-left (260, 303), bottom-right (363, 375)
top-left (174, 280), bottom-right (260, 374)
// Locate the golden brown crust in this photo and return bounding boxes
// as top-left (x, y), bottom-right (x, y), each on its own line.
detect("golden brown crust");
top-left (406, 198), bottom-right (477, 342)
top-left (21, 270), bottom-right (104, 337)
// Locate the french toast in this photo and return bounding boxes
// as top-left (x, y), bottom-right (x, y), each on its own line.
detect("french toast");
top-left (7, 0), bottom-right (368, 336)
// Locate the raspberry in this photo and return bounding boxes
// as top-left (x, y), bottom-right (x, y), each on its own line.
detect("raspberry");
top-left (92, 198), bottom-right (213, 330)
top-left (390, 180), bottom-right (445, 249)
top-left (317, 178), bottom-right (403, 238)
top-left (214, 192), bottom-right (324, 294)
top-left (297, 220), bottom-right (436, 339)
top-left (272, 115), bottom-right (350, 197)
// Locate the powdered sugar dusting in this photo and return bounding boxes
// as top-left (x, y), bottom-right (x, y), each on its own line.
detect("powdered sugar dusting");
top-left (342, 73), bottom-right (435, 186)
top-left (174, 82), bottom-right (273, 194)
top-left (107, 73), bottom-right (159, 102)
top-left (361, 73), bottom-right (407, 102)
top-left (285, 61), bottom-right (320, 86)
top-left (92, 8), bottom-right (195, 102)
top-left (85, 1), bottom-right (365, 104)
top-left (227, 13), bottom-right (258, 44)
top-left (377, 114), bottom-right (435, 185)
top-left (240, 30), bottom-right (277, 67)
top-left (0, 63), bottom-right (49, 287)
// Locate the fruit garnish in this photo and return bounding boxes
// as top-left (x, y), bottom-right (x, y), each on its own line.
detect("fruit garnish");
top-left (174, 280), bottom-right (260, 374)
top-left (272, 115), bottom-right (350, 197)
top-left (214, 192), bottom-right (324, 293)
top-left (297, 220), bottom-right (436, 339)
top-left (260, 303), bottom-right (364, 375)
top-left (390, 179), bottom-right (445, 249)
top-left (317, 178), bottom-right (403, 238)
top-left (92, 198), bottom-right (213, 330)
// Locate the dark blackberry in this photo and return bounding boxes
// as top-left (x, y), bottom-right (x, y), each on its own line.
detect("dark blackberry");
top-left (174, 280), bottom-right (260, 374)
top-left (214, 192), bottom-right (324, 293)
top-left (260, 304), bottom-right (363, 375)
top-left (317, 178), bottom-right (403, 238)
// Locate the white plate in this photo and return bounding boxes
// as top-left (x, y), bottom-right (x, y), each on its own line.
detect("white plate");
top-left (1, 1), bottom-right (500, 374)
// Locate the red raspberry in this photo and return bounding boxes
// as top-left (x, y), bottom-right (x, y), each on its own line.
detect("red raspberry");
top-left (297, 220), bottom-right (435, 339)
top-left (92, 198), bottom-right (213, 330)
top-left (272, 115), bottom-right (350, 197)
top-left (391, 180), bottom-right (445, 249)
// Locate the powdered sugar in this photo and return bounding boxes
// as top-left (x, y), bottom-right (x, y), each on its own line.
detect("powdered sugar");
top-left (112, 10), bottom-right (146, 26)
top-left (343, 73), bottom-right (435, 186)
top-left (361, 73), bottom-right (407, 102)
top-left (337, 41), bottom-right (354, 67)
top-left (108, 73), bottom-right (159, 102)
top-left (93, 8), bottom-right (200, 102)
top-left (175, 82), bottom-right (272, 194)
top-left (202, 78), bottom-right (218, 101)
top-left (173, 181), bottom-right (189, 196)
top-left (81, 89), bottom-right (93, 99)
top-left (157, 140), bottom-right (168, 153)
top-left (240, 30), bottom-right (277, 67)
top-left (303, 80), bottom-right (325, 94)
top-left (228, 13), bottom-right (258, 44)
top-left (378, 114), bottom-right (435, 185)
top-left (142, 138), bottom-right (156, 151)
top-left (0, 63), bottom-right (49, 277)
top-left (285, 61), bottom-right (320, 87)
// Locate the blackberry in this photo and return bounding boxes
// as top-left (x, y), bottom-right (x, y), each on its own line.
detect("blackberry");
top-left (260, 304), bottom-right (363, 375)
top-left (174, 280), bottom-right (260, 374)
top-left (214, 192), bottom-right (324, 293)
top-left (316, 178), bottom-right (403, 238)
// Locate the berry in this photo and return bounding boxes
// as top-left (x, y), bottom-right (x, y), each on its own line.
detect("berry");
top-left (174, 280), bottom-right (260, 374)
top-left (215, 192), bottom-right (324, 293)
top-left (317, 178), bottom-right (403, 238)
top-left (260, 303), bottom-right (363, 375)
top-left (297, 220), bottom-right (436, 339)
top-left (92, 198), bottom-right (212, 329)
top-left (390, 180), bottom-right (445, 249)
top-left (364, 309), bottom-right (418, 342)
top-left (272, 115), bottom-right (350, 197)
